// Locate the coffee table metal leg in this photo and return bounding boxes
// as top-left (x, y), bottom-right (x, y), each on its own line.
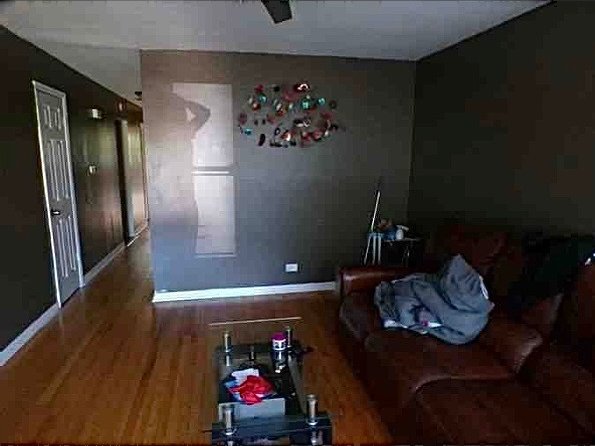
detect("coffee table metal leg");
top-left (288, 425), bottom-right (332, 445)
top-left (223, 331), bottom-right (232, 353)
top-left (285, 326), bottom-right (293, 349)
top-left (222, 403), bottom-right (235, 437)
top-left (306, 394), bottom-right (318, 426)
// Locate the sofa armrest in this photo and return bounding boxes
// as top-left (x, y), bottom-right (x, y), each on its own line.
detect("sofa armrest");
top-left (521, 344), bottom-right (594, 433)
top-left (336, 265), bottom-right (411, 299)
top-left (477, 310), bottom-right (543, 373)
top-left (363, 330), bottom-right (511, 409)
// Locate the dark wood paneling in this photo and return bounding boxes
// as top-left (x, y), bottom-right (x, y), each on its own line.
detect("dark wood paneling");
top-left (0, 26), bottom-right (142, 349)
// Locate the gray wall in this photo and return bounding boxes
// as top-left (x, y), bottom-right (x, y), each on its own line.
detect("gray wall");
top-left (0, 27), bottom-right (141, 350)
top-left (408, 2), bottom-right (595, 235)
top-left (141, 51), bottom-right (415, 291)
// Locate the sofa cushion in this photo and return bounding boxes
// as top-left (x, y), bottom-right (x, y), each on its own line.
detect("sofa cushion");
top-left (487, 240), bottom-right (564, 338)
top-left (477, 309), bottom-right (543, 373)
top-left (556, 263), bottom-right (595, 351)
top-left (363, 330), bottom-right (510, 409)
top-left (519, 292), bottom-right (563, 338)
top-left (410, 380), bottom-right (590, 443)
top-left (467, 231), bottom-right (508, 276)
top-left (522, 345), bottom-right (594, 434)
top-left (338, 292), bottom-right (382, 343)
top-left (433, 224), bottom-right (507, 276)
top-left (552, 263), bottom-right (595, 373)
top-left (489, 242), bottom-right (525, 300)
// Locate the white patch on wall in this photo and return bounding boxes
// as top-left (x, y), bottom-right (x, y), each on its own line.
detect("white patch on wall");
top-left (172, 83), bottom-right (236, 257)
top-left (193, 175), bottom-right (235, 257)
top-left (173, 83), bottom-right (234, 168)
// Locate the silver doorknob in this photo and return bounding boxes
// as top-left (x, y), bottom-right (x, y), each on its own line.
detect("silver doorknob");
top-left (50, 209), bottom-right (61, 216)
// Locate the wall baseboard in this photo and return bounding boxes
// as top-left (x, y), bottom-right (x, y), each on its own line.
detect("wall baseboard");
top-left (83, 242), bottom-right (126, 286)
top-left (126, 222), bottom-right (148, 247)
top-left (153, 281), bottom-right (335, 303)
top-left (0, 303), bottom-right (59, 367)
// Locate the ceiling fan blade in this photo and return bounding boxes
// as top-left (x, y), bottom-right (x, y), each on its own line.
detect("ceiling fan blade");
top-left (261, 0), bottom-right (292, 24)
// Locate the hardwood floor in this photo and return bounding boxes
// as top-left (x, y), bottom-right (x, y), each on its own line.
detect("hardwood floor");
top-left (0, 230), bottom-right (391, 444)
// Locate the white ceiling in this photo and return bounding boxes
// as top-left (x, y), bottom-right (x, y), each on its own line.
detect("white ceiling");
top-left (1, 0), bottom-right (545, 103)
top-left (25, 39), bottom-right (143, 105)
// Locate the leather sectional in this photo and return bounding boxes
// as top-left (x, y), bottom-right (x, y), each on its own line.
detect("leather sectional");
top-left (336, 224), bottom-right (594, 443)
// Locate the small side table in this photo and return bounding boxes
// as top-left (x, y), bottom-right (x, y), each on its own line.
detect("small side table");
top-left (364, 232), bottom-right (383, 265)
top-left (365, 234), bottom-right (422, 266)
top-left (383, 237), bottom-right (422, 267)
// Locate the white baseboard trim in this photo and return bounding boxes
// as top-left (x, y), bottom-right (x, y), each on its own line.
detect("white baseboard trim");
top-left (153, 281), bottom-right (335, 303)
top-left (0, 303), bottom-right (59, 367)
top-left (127, 221), bottom-right (149, 247)
top-left (83, 242), bottom-right (126, 286)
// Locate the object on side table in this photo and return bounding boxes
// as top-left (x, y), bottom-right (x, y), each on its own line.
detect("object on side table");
top-left (376, 219), bottom-right (409, 241)
top-left (365, 218), bottom-right (422, 266)
top-left (365, 213), bottom-right (420, 266)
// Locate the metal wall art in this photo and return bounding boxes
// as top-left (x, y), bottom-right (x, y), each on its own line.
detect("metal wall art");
top-left (238, 82), bottom-right (341, 148)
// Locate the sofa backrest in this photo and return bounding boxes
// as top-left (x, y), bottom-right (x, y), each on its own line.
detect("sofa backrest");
top-left (553, 262), bottom-right (595, 372)
top-left (425, 223), bottom-right (592, 359)
top-left (430, 223), bottom-right (508, 277)
top-left (489, 242), bottom-right (526, 300)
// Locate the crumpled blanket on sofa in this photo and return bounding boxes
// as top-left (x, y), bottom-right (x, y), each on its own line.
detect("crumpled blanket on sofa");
top-left (374, 255), bottom-right (494, 344)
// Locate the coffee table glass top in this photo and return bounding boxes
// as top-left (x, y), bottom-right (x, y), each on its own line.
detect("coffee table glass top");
top-left (202, 316), bottom-right (332, 444)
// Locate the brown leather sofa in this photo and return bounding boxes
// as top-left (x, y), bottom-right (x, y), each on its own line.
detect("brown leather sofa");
top-left (337, 224), bottom-right (594, 443)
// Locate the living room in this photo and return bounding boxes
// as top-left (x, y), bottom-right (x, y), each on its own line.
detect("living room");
top-left (1, 1), bottom-right (593, 444)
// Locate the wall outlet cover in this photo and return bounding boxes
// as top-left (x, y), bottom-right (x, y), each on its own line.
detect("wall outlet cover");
top-left (285, 263), bottom-right (299, 273)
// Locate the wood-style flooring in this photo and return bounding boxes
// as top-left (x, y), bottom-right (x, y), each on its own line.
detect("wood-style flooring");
top-left (0, 230), bottom-right (391, 444)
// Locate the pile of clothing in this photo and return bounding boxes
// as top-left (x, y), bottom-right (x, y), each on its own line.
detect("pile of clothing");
top-left (374, 254), bottom-right (493, 345)
top-left (225, 368), bottom-right (274, 405)
top-left (374, 234), bottom-right (595, 345)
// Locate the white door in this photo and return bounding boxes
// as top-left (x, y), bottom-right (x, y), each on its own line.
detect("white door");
top-left (33, 81), bottom-right (83, 306)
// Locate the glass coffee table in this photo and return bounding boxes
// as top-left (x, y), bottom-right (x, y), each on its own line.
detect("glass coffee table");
top-left (204, 317), bottom-right (332, 445)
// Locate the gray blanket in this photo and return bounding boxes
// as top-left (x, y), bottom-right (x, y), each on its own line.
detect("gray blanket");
top-left (374, 255), bottom-right (494, 344)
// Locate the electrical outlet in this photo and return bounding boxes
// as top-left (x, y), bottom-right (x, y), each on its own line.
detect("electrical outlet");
top-left (285, 263), bottom-right (299, 273)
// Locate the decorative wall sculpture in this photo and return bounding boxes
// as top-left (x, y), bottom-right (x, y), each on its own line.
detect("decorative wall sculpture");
top-left (238, 82), bottom-right (341, 148)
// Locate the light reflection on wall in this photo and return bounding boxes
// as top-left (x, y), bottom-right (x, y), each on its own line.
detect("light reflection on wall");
top-left (172, 83), bottom-right (236, 257)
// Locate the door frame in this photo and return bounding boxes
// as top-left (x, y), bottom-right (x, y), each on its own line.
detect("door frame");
top-left (32, 80), bottom-right (84, 307)
top-left (139, 123), bottom-right (150, 223)
top-left (115, 118), bottom-right (133, 242)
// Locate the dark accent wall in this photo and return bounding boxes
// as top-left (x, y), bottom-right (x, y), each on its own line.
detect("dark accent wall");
top-left (116, 120), bottom-right (148, 240)
top-left (127, 122), bottom-right (149, 234)
top-left (408, 3), bottom-right (595, 234)
top-left (0, 27), bottom-right (142, 350)
top-left (141, 51), bottom-right (415, 291)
